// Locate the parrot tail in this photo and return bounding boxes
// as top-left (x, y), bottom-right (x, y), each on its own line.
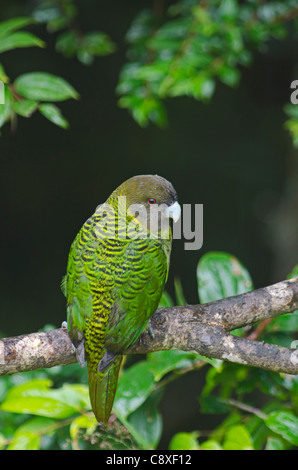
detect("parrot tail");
top-left (87, 355), bottom-right (123, 426)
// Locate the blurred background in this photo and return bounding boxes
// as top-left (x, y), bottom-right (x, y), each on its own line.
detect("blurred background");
top-left (0, 0), bottom-right (297, 447)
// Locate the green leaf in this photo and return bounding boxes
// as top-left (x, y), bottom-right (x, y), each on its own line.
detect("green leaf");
top-left (217, 65), bottom-right (240, 87)
top-left (7, 417), bottom-right (54, 450)
top-left (0, 17), bottom-right (33, 37)
top-left (284, 118), bottom-right (298, 148)
top-left (32, 3), bottom-right (74, 31)
top-left (265, 411), bottom-right (298, 446)
top-left (69, 415), bottom-right (97, 440)
top-left (119, 94), bottom-right (167, 128)
top-left (2, 395), bottom-right (76, 419)
top-left (13, 99), bottom-right (38, 117)
top-left (197, 251), bottom-right (253, 303)
top-left (3, 378), bottom-right (52, 398)
top-left (222, 425), bottom-right (254, 450)
top-left (7, 431), bottom-right (40, 450)
top-left (55, 31), bottom-right (78, 58)
top-left (39, 103), bottom-right (69, 129)
top-left (134, 63), bottom-right (168, 82)
top-left (17, 416), bottom-right (55, 434)
top-left (174, 277), bottom-right (187, 305)
top-left (288, 264), bottom-right (298, 279)
top-left (51, 383), bottom-right (90, 410)
top-left (200, 439), bottom-right (222, 450)
top-left (81, 31), bottom-right (116, 56)
top-left (114, 361), bottom-right (155, 417)
top-left (269, 312), bottom-right (298, 333)
top-left (56, 30), bottom-right (116, 65)
top-left (169, 432), bottom-right (199, 450)
top-left (0, 32), bottom-right (45, 54)
top-left (200, 395), bottom-right (230, 415)
top-left (158, 290), bottom-right (174, 307)
top-left (192, 6), bottom-right (213, 26)
top-left (284, 104), bottom-right (298, 120)
top-left (0, 85), bottom-right (12, 128)
top-left (163, 74), bottom-right (215, 101)
top-left (0, 63), bottom-right (9, 83)
top-left (256, 370), bottom-right (288, 399)
top-left (14, 72), bottom-right (79, 102)
top-left (1, 379), bottom-right (89, 419)
top-left (147, 350), bottom-right (209, 382)
top-left (283, 374), bottom-right (298, 394)
top-left (265, 437), bottom-right (286, 450)
top-left (0, 433), bottom-right (6, 450)
top-left (127, 390), bottom-right (163, 449)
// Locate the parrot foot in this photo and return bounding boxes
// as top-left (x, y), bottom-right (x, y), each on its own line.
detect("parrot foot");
top-left (148, 318), bottom-right (155, 340)
top-left (76, 339), bottom-right (85, 368)
top-left (61, 321), bottom-right (85, 367)
top-left (97, 350), bottom-right (118, 373)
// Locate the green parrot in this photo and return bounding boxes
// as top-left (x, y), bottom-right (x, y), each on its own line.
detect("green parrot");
top-left (63, 174), bottom-right (181, 425)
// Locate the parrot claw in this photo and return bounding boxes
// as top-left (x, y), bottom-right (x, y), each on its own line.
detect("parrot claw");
top-left (61, 321), bottom-right (68, 329)
top-left (76, 339), bottom-right (85, 368)
top-left (97, 350), bottom-right (118, 373)
top-left (148, 318), bottom-right (155, 340)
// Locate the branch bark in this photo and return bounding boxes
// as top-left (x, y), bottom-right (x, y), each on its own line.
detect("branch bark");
top-left (1, 277), bottom-right (298, 376)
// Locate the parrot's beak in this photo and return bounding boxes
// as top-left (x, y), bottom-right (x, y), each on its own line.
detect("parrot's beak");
top-left (166, 201), bottom-right (181, 223)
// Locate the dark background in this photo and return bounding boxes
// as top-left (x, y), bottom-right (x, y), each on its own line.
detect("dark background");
top-left (0, 1), bottom-right (297, 446)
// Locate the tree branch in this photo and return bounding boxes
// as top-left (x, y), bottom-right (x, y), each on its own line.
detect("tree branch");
top-left (1, 277), bottom-right (298, 376)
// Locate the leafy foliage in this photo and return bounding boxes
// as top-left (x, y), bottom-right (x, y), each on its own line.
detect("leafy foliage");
top-left (0, 0), bottom-right (298, 451)
top-left (197, 251), bottom-right (254, 303)
top-left (32, 0), bottom-right (116, 65)
top-left (0, 0), bottom-right (115, 133)
top-left (0, 252), bottom-right (297, 450)
top-left (0, 0), bottom-right (298, 144)
top-left (0, 16), bottom-right (79, 131)
top-left (116, 0), bottom-right (297, 127)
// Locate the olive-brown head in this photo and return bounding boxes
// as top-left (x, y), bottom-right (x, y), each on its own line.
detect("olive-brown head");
top-left (108, 174), bottom-right (181, 234)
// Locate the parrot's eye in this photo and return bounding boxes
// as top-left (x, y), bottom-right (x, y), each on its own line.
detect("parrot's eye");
top-left (148, 198), bottom-right (156, 205)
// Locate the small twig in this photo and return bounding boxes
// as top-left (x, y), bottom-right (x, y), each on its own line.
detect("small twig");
top-left (273, 5), bottom-right (298, 24)
top-left (246, 318), bottom-right (272, 340)
top-left (154, 358), bottom-right (207, 391)
top-left (221, 398), bottom-right (268, 421)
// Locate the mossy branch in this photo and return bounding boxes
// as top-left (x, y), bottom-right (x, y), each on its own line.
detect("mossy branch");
top-left (1, 277), bottom-right (298, 376)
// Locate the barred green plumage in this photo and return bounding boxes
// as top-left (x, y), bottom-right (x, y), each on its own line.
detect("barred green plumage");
top-left (63, 174), bottom-right (180, 425)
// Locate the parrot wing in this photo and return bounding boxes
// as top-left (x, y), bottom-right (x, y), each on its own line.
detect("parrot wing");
top-left (65, 212), bottom-right (171, 425)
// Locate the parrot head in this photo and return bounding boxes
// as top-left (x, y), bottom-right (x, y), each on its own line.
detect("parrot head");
top-left (108, 174), bottom-right (181, 235)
